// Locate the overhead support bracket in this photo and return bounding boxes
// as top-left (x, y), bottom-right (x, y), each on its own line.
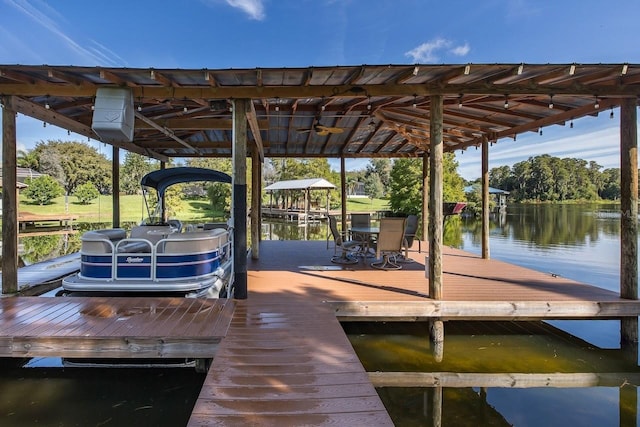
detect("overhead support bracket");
top-left (134, 111), bottom-right (199, 154)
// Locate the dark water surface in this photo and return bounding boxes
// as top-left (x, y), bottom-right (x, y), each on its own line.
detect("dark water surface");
top-left (1, 204), bottom-right (637, 426)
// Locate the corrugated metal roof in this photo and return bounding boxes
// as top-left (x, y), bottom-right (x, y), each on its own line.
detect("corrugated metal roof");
top-left (265, 178), bottom-right (336, 191)
top-left (0, 63), bottom-right (638, 162)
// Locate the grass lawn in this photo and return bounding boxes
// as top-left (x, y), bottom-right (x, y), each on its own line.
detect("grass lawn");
top-left (15, 194), bottom-right (390, 224)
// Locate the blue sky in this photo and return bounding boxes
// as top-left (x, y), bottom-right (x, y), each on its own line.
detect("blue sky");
top-left (1, 0), bottom-right (638, 179)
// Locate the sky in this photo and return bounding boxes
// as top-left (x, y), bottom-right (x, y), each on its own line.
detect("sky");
top-left (0, 0), bottom-right (638, 179)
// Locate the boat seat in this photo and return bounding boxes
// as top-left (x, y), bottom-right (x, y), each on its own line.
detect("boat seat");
top-left (116, 240), bottom-right (152, 253)
top-left (130, 225), bottom-right (173, 244)
top-left (81, 229), bottom-right (125, 254)
top-left (164, 229), bottom-right (228, 253)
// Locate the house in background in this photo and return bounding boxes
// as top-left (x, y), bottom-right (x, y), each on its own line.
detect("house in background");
top-left (464, 185), bottom-right (510, 212)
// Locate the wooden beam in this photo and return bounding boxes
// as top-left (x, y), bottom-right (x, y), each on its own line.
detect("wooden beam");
top-left (11, 97), bottom-right (168, 162)
top-left (331, 300), bottom-right (640, 321)
top-left (135, 118), bottom-right (269, 130)
top-left (247, 101), bottom-right (265, 162)
top-left (369, 371), bottom-right (640, 389)
top-left (3, 82), bottom-right (640, 99)
top-left (1, 95), bottom-right (18, 294)
top-left (133, 111), bottom-right (198, 152)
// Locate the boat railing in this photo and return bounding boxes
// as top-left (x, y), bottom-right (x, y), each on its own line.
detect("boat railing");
top-left (79, 227), bottom-right (233, 282)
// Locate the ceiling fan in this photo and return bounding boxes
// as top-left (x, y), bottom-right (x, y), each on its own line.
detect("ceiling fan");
top-left (297, 121), bottom-right (344, 136)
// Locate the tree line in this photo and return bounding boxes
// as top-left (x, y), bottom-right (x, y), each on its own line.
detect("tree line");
top-left (487, 154), bottom-right (621, 202)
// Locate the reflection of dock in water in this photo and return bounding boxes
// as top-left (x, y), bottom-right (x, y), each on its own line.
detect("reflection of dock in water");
top-left (17, 212), bottom-right (78, 231)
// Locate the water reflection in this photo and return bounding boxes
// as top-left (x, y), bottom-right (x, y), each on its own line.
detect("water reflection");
top-left (0, 365), bottom-right (204, 426)
top-left (345, 321), bottom-right (640, 427)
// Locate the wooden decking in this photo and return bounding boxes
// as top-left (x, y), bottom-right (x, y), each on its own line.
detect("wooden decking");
top-left (244, 240), bottom-right (640, 320)
top-left (0, 297), bottom-right (233, 358)
top-left (188, 294), bottom-right (393, 426)
top-left (17, 212), bottom-right (78, 230)
top-left (2, 239), bottom-right (640, 425)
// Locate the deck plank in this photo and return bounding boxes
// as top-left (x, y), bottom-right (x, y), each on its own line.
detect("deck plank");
top-left (188, 294), bottom-right (394, 426)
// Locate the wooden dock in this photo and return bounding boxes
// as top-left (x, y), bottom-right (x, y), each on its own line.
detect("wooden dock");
top-left (0, 297), bottom-right (233, 359)
top-left (17, 212), bottom-right (78, 231)
top-left (2, 239), bottom-right (640, 425)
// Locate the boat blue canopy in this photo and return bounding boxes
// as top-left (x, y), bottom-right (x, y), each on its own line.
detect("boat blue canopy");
top-left (141, 167), bottom-right (232, 196)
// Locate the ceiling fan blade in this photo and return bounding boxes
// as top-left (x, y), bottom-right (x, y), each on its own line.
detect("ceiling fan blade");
top-left (296, 128), bottom-right (313, 133)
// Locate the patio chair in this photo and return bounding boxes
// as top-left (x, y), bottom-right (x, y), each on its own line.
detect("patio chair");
top-left (328, 215), bottom-right (359, 264)
top-left (371, 217), bottom-right (407, 270)
top-left (350, 213), bottom-right (375, 251)
top-left (400, 214), bottom-right (420, 262)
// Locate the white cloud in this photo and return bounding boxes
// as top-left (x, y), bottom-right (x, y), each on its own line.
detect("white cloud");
top-left (451, 43), bottom-right (470, 57)
top-left (405, 38), bottom-right (450, 63)
top-left (225, 0), bottom-right (266, 20)
top-left (405, 38), bottom-right (470, 63)
top-left (5, 0), bottom-right (123, 65)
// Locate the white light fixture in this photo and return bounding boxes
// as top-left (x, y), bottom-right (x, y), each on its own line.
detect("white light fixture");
top-left (412, 95), bottom-right (417, 108)
top-left (622, 63), bottom-right (628, 75)
top-left (517, 63), bottom-right (524, 75)
top-left (569, 64), bottom-right (576, 75)
top-left (594, 96), bottom-right (600, 109)
top-left (464, 64), bottom-right (471, 75)
top-left (504, 94), bottom-right (509, 109)
top-left (458, 94), bottom-right (463, 109)
top-left (413, 66), bottom-right (419, 76)
top-left (548, 94), bottom-right (554, 109)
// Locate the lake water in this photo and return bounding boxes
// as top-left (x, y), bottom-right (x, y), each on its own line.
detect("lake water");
top-left (1, 204), bottom-right (638, 426)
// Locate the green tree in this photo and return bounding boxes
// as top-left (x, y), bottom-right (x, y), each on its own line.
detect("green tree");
top-left (388, 154), bottom-right (465, 216)
top-left (32, 140), bottom-right (111, 195)
top-left (17, 149), bottom-right (39, 170)
top-left (389, 158), bottom-right (423, 215)
top-left (23, 175), bottom-right (64, 205)
top-left (366, 159), bottom-right (392, 195)
top-left (73, 182), bottom-right (99, 204)
top-left (600, 168), bottom-right (620, 200)
top-left (363, 173), bottom-right (383, 202)
top-left (121, 152), bottom-right (156, 195)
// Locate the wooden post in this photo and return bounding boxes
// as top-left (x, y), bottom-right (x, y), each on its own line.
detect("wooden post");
top-left (427, 386), bottom-right (443, 427)
top-left (232, 99), bottom-right (249, 299)
top-left (340, 157), bottom-right (347, 232)
top-left (428, 95), bottom-right (444, 300)
top-left (112, 146), bottom-right (120, 228)
top-left (422, 152), bottom-right (429, 247)
top-left (250, 148), bottom-right (261, 259)
top-left (620, 98), bottom-right (638, 345)
top-left (2, 96), bottom-right (18, 294)
top-left (481, 138), bottom-right (490, 259)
